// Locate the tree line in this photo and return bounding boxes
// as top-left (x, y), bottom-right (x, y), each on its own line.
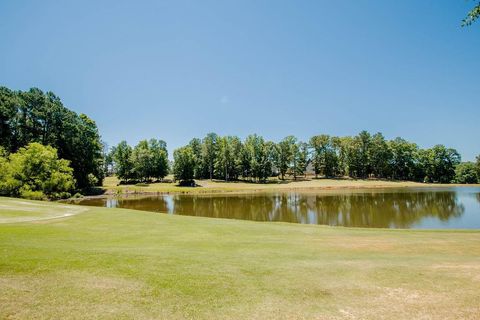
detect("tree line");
top-left (108, 139), bottom-right (169, 182)
top-left (171, 132), bottom-right (480, 184)
top-left (0, 87), bottom-right (104, 189)
top-left (1, 86), bottom-right (479, 200)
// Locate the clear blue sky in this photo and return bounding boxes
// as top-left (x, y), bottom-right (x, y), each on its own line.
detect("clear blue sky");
top-left (1, 1), bottom-right (479, 160)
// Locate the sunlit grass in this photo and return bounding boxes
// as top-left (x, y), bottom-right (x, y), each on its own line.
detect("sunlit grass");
top-left (0, 197), bottom-right (479, 319)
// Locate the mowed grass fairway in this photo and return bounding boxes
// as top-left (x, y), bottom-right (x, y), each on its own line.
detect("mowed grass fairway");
top-left (1, 197), bottom-right (479, 319)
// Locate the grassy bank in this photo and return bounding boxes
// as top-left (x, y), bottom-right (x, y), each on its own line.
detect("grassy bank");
top-left (0, 197), bottom-right (479, 319)
top-left (101, 176), bottom-right (467, 196)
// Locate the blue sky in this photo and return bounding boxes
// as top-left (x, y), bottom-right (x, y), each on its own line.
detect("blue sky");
top-left (1, 0), bottom-right (479, 160)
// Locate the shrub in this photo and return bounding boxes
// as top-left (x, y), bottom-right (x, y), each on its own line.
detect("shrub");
top-left (454, 162), bottom-right (479, 184)
top-left (0, 143), bottom-right (76, 199)
top-left (19, 190), bottom-right (46, 200)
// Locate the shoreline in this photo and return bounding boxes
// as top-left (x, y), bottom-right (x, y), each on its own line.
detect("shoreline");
top-left (82, 177), bottom-right (480, 200)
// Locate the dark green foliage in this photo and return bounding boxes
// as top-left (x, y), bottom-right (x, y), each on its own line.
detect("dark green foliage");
top-left (477, 155), bottom-right (480, 178)
top-left (420, 145), bottom-right (461, 183)
top-left (173, 146), bottom-right (195, 183)
top-left (294, 142), bottom-right (309, 178)
top-left (0, 143), bottom-right (75, 199)
top-left (309, 135), bottom-right (338, 178)
top-left (112, 139), bottom-right (169, 182)
top-left (111, 141), bottom-right (134, 182)
top-left (0, 86), bottom-right (103, 189)
top-left (202, 133), bottom-right (218, 180)
top-left (0, 87), bottom-right (17, 151)
top-left (242, 134), bottom-right (275, 182)
top-left (148, 139), bottom-right (169, 180)
top-left (188, 138), bottom-right (203, 179)
top-left (369, 133), bottom-right (392, 178)
top-left (214, 136), bottom-right (243, 181)
top-left (454, 162), bottom-right (479, 184)
top-left (276, 136), bottom-right (296, 180)
top-left (175, 131), bottom-right (465, 184)
top-left (388, 138), bottom-right (420, 181)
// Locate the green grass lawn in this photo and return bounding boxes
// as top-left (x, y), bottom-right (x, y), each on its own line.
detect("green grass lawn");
top-left (0, 197), bottom-right (479, 319)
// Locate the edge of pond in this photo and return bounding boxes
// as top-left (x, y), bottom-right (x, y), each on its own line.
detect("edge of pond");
top-left (76, 183), bottom-right (480, 200)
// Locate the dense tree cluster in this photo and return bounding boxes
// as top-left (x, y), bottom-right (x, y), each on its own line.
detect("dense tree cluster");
top-left (174, 133), bottom-right (278, 183)
top-left (111, 139), bottom-right (169, 182)
top-left (172, 146), bottom-right (196, 185)
top-left (172, 131), bottom-right (471, 184)
top-left (454, 162), bottom-right (479, 184)
top-left (0, 143), bottom-right (75, 199)
top-left (453, 155), bottom-right (480, 184)
top-left (0, 87), bottom-right (104, 189)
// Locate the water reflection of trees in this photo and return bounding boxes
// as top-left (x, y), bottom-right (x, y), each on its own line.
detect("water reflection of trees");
top-left (78, 196), bottom-right (171, 213)
top-left (76, 191), bottom-right (467, 228)
top-left (171, 192), bottom-right (464, 228)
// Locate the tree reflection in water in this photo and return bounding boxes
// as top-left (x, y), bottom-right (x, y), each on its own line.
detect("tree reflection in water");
top-left (73, 190), bottom-right (470, 228)
top-left (168, 191), bottom-right (465, 228)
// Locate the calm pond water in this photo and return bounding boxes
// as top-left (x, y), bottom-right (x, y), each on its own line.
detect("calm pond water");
top-left (71, 187), bottom-right (480, 229)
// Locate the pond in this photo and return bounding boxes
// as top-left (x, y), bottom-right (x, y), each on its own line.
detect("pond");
top-left (71, 187), bottom-right (480, 229)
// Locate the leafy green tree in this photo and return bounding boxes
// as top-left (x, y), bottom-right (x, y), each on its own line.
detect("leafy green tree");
top-left (0, 147), bottom-right (9, 194)
top-left (131, 140), bottom-right (152, 181)
top-left (276, 136), bottom-right (296, 180)
top-left (0, 86), bottom-right (104, 189)
top-left (476, 155), bottom-right (480, 178)
top-left (264, 141), bottom-right (277, 180)
top-left (102, 141), bottom-right (113, 177)
top-left (215, 136), bottom-right (243, 181)
top-left (148, 139), bottom-right (169, 181)
top-left (202, 133), bottom-right (218, 180)
top-left (243, 134), bottom-right (273, 182)
top-left (128, 139), bottom-right (169, 181)
top-left (389, 138), bottom-right (420, 180)
top-left (0, 143), bottom-right (75, 199)
top-left (112, 141), bottom-right (134, 182)
top-left (309, 135), bottom-right (339, 178)
top-left (454, 162), bottom-right (479, 184)
top-left (339, 136), bottom-right (363, 178)
top-left (332, 136), bottom-right (347, 176)
top-left (188, 138), bottom-right (204, 179)
top-left (69, 114), bottom-right (104, 188)
top-left (309, 135), bottom-right (326, 178)
top-left (173, 146), bottom-right (195, 184)
top-left (215, 136), bottom-right (231, 181)
top-left (0, 87), bottom-right (17, 151)
top-left (356, 131), bottom-right (372, 178)
top-left (369, 133), bottom-right (392, 178)
top-left (463, 2), bottom-right (480, 26)
top-left (294, 142), bottom-right (309, 178)
top-left (229, 136), bottom-right (244, 180)
top-left (421, 145), bottom-right (461, 183)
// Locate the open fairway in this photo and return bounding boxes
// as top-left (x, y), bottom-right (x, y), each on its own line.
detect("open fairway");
top-left (1, 197), bottom-right (480, 319)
